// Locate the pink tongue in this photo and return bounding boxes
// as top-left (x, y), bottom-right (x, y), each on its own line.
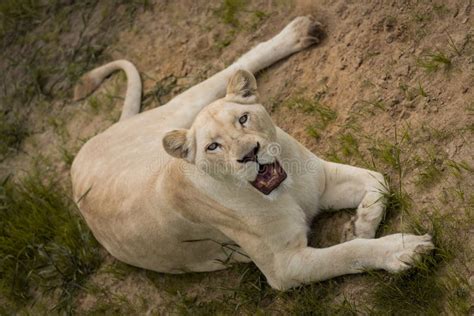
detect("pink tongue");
top-left (250, 161), bottom-right (287, 195)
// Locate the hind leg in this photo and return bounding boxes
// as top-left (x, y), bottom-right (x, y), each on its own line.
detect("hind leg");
top-left (319, 161), bottom-right (388, 242)
top-left (163, 16), bottom-right (323, 126)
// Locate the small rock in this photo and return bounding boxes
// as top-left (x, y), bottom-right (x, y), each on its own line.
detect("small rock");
top-left (394, 49), bottom-right (404, 59)
top-left (193, 35), bottom-right (209, 51)
top-left (394, 64), bottom-right (410, 77)
top-left (386, 34), bottom-right (395, 43)
top-left (177, 77), bottom-right (193, 87)
top-left (427, 96), bottom-right (437, 103)
top-left (375, 79), bottom-right (388, 88)
top-left (355, 56), bottom-right (363, 69)
top-left (398, 108), bottom-right (410, 120)
top-left (406, 100), bottom-right (416, 109)
top-left (447, 142), bottom-right (459, 158)
top-left (336, 3), bottom-right (349, 19)
top-left (428, 106), bottom-right (439, 113)
top-left (389, 95), bottom-right (403, 106)
top-left (452, 7), bottom-right (460, 18)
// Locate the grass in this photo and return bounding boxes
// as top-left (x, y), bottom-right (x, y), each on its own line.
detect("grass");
top-left (360, 98), bottom-right (386, 112)
top-left (445, 32), bottom-right (462, 56)
top-left (417, 51), bottom-right (452, 72)
top-left (142, 75), bottom-right (178, 107)
top-left (249, 10), bottom-right (268, 31)
top-left (399, 82), bottom-right (430, 101)
top-left (60, 146), bottom-right (76, 167)
top-left (0, 0), bottom-right (42, 41)
top-left (432, 3), bottom-right (450, 17)
top-left (0, 112), bottom-right (29, 161)
top-left (339, 133), bottom-right (361, 158)
top-left (414, 149), bottom-right (444, 188)
top-left (284, 97), bottom-right (337, 140)
top-left (446, 159), bottom-right (473, 178)
top-left (342, 126), bottom-right (473, 315)
top-left (214, 0), bottom-right (247, 27)
top-left (369, 207), bottom-right (472, 315)
top-left (1, 0), bottom-right (150, 130)
top-left (87, 96), bottom-right (102, 114)
top-left (412, 11), bottom-right (432, 24)
top-left (417, 81), bottom-right (428, 98)
top-left (212, 0), bottom-right (270, 50)
top-left (0, 169), bottom-right (102, 313)
top-left (282, 280), bottom-right (360, 315)
top-left (420, 123), bottom-right (453, 143)
top-left (48, 116), bottom-right (69, 141)
top-left (146, 263), bottom-right (360, 315)
top-left (146, 263), bottom-right (275, 314)
top-left (369, 137), bottom-right (404, 173)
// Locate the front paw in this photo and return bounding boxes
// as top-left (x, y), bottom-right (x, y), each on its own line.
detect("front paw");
top-left (281, 16), bottom-right (324, 50)
top-left (380, 233), bottom-right (434, 273)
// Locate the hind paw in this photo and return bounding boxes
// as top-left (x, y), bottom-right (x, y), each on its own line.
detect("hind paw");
top-left (281, 16), bottom-right (324, 50)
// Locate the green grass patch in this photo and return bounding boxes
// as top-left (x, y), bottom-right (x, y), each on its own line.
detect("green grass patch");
top-left (249, 10), bottom-right (268, 31)
top-left (0, 0), bottom-right (42, 40)
top-left (417, 51), bottom-right (452, 72)
top-left (369, 138), bottom-right (404, 173)
top-left (412, 10), bottom-right (433, 24)
top-left (0, 112), bottom-right (29, 160)
top-left (446, 159), bottom-right (473, 178)
top-left (284, 97), bottom-right (337, 140)
top-left (414, 148), bottom-right (445, 188)
top-left (150, 263), bottom-right (276, 314)
top-left (0, 170), bottom-right (102, 313)
top-left (212, 0), bottom-right (269, 50)
top-left (339, 133), bottom-right (361, 158)
top-left (358, 98), bottom-right (386, 114)
top-left (214, 0), bottom-right (247, 27)
top-left (398, 81), bottom-right (429, 101)
top-left (282, 280), bottom-right (359, 315)
top-left (59, 146), bottom-right (76, 167)
top-left (142, 75), bottom-right (178, 107)
top-left (370, 208), bottom-right (472, 315)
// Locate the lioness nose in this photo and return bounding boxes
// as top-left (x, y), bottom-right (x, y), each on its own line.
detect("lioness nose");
top-left (237, 142), bottom-right (260, 163)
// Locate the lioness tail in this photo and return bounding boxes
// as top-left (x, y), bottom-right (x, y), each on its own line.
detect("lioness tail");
top-left (73, 60), bottom-right (142, 121)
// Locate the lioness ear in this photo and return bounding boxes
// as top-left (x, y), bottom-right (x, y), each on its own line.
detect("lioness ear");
top-left (163, 129), bottom-right (194, 162)
top-left (225, 69), bottom-right (258, 104)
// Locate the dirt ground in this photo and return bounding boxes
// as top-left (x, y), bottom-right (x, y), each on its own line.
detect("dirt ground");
top-left (1, 0), bottom-right (473, 314)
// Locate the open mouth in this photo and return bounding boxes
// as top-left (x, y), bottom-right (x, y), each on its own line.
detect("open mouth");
top-left (250, 160), bottom-right (287, 195)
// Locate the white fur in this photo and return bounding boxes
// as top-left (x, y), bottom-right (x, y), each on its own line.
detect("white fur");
top-left (71, 16), bottom-right (433, 290)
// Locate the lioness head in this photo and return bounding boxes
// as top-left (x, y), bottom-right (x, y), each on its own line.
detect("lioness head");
top-left (163, 70), bottom-right (287, 195)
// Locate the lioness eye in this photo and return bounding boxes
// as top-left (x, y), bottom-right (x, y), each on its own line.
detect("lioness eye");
top-left (239, 114), bottom-right (248, 125)
top-left (207, 142), bottom-right (219, 151)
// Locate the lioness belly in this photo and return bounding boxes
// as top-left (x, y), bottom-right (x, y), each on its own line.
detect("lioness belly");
top-left (79, 194), bottom-right (249, 273)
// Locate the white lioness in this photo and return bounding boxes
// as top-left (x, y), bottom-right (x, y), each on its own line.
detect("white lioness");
top-left (71, 16), bottom-right (433, 290)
